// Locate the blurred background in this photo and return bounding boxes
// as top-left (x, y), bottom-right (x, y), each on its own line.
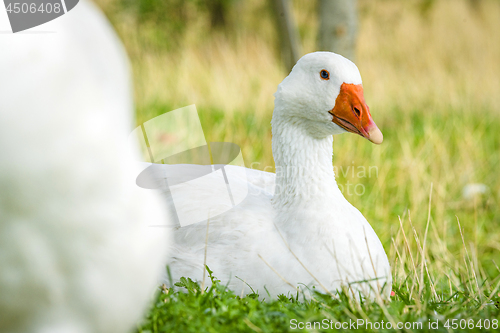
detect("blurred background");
top-left (94, 0), bottom-right (500, 278)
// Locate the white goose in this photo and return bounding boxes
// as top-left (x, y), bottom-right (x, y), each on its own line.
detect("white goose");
top-left (165, 52), bottom-right (391, 299)
top-left (0, 1), bottom-right (170, 332)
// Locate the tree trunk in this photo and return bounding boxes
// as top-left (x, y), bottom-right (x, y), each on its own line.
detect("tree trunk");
top-left (207, 0), bottom-right (228, 29)
top-left (318, 0), bottom-right (358, 61)
top-left (271, 0), bottom-right (302, 72)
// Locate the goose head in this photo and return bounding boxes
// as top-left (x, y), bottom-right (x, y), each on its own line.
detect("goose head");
top-left (273, 52), bottom-right (383, 144)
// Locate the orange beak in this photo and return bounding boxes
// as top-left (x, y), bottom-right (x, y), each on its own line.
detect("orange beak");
top-left (329, 83), bottom-right (383, 144)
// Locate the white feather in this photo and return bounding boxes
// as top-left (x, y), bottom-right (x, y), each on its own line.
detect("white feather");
top-left (0, 1), bottom-right (171, 332)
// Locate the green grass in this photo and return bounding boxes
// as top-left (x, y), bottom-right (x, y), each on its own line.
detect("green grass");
top-left (136, 267), bottom-right (500, 332)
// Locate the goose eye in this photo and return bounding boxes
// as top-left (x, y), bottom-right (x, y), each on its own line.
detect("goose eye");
top-left (320, 70), bottom-right (330, 80)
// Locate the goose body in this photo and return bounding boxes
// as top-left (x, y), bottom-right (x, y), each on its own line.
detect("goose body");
top-left (165, 52), bottom-right (391, 299)
top-left (0, 1), bottom-right (170, 332)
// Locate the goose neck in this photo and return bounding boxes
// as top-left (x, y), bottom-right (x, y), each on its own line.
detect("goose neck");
top-left (271, 115), bottom-right (339, 209)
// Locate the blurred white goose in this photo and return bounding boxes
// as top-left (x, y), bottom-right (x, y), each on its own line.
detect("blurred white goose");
top-left (0, 1), bottom-right (170, 333)
top-left (166, 52), bottom-right (391, 299)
